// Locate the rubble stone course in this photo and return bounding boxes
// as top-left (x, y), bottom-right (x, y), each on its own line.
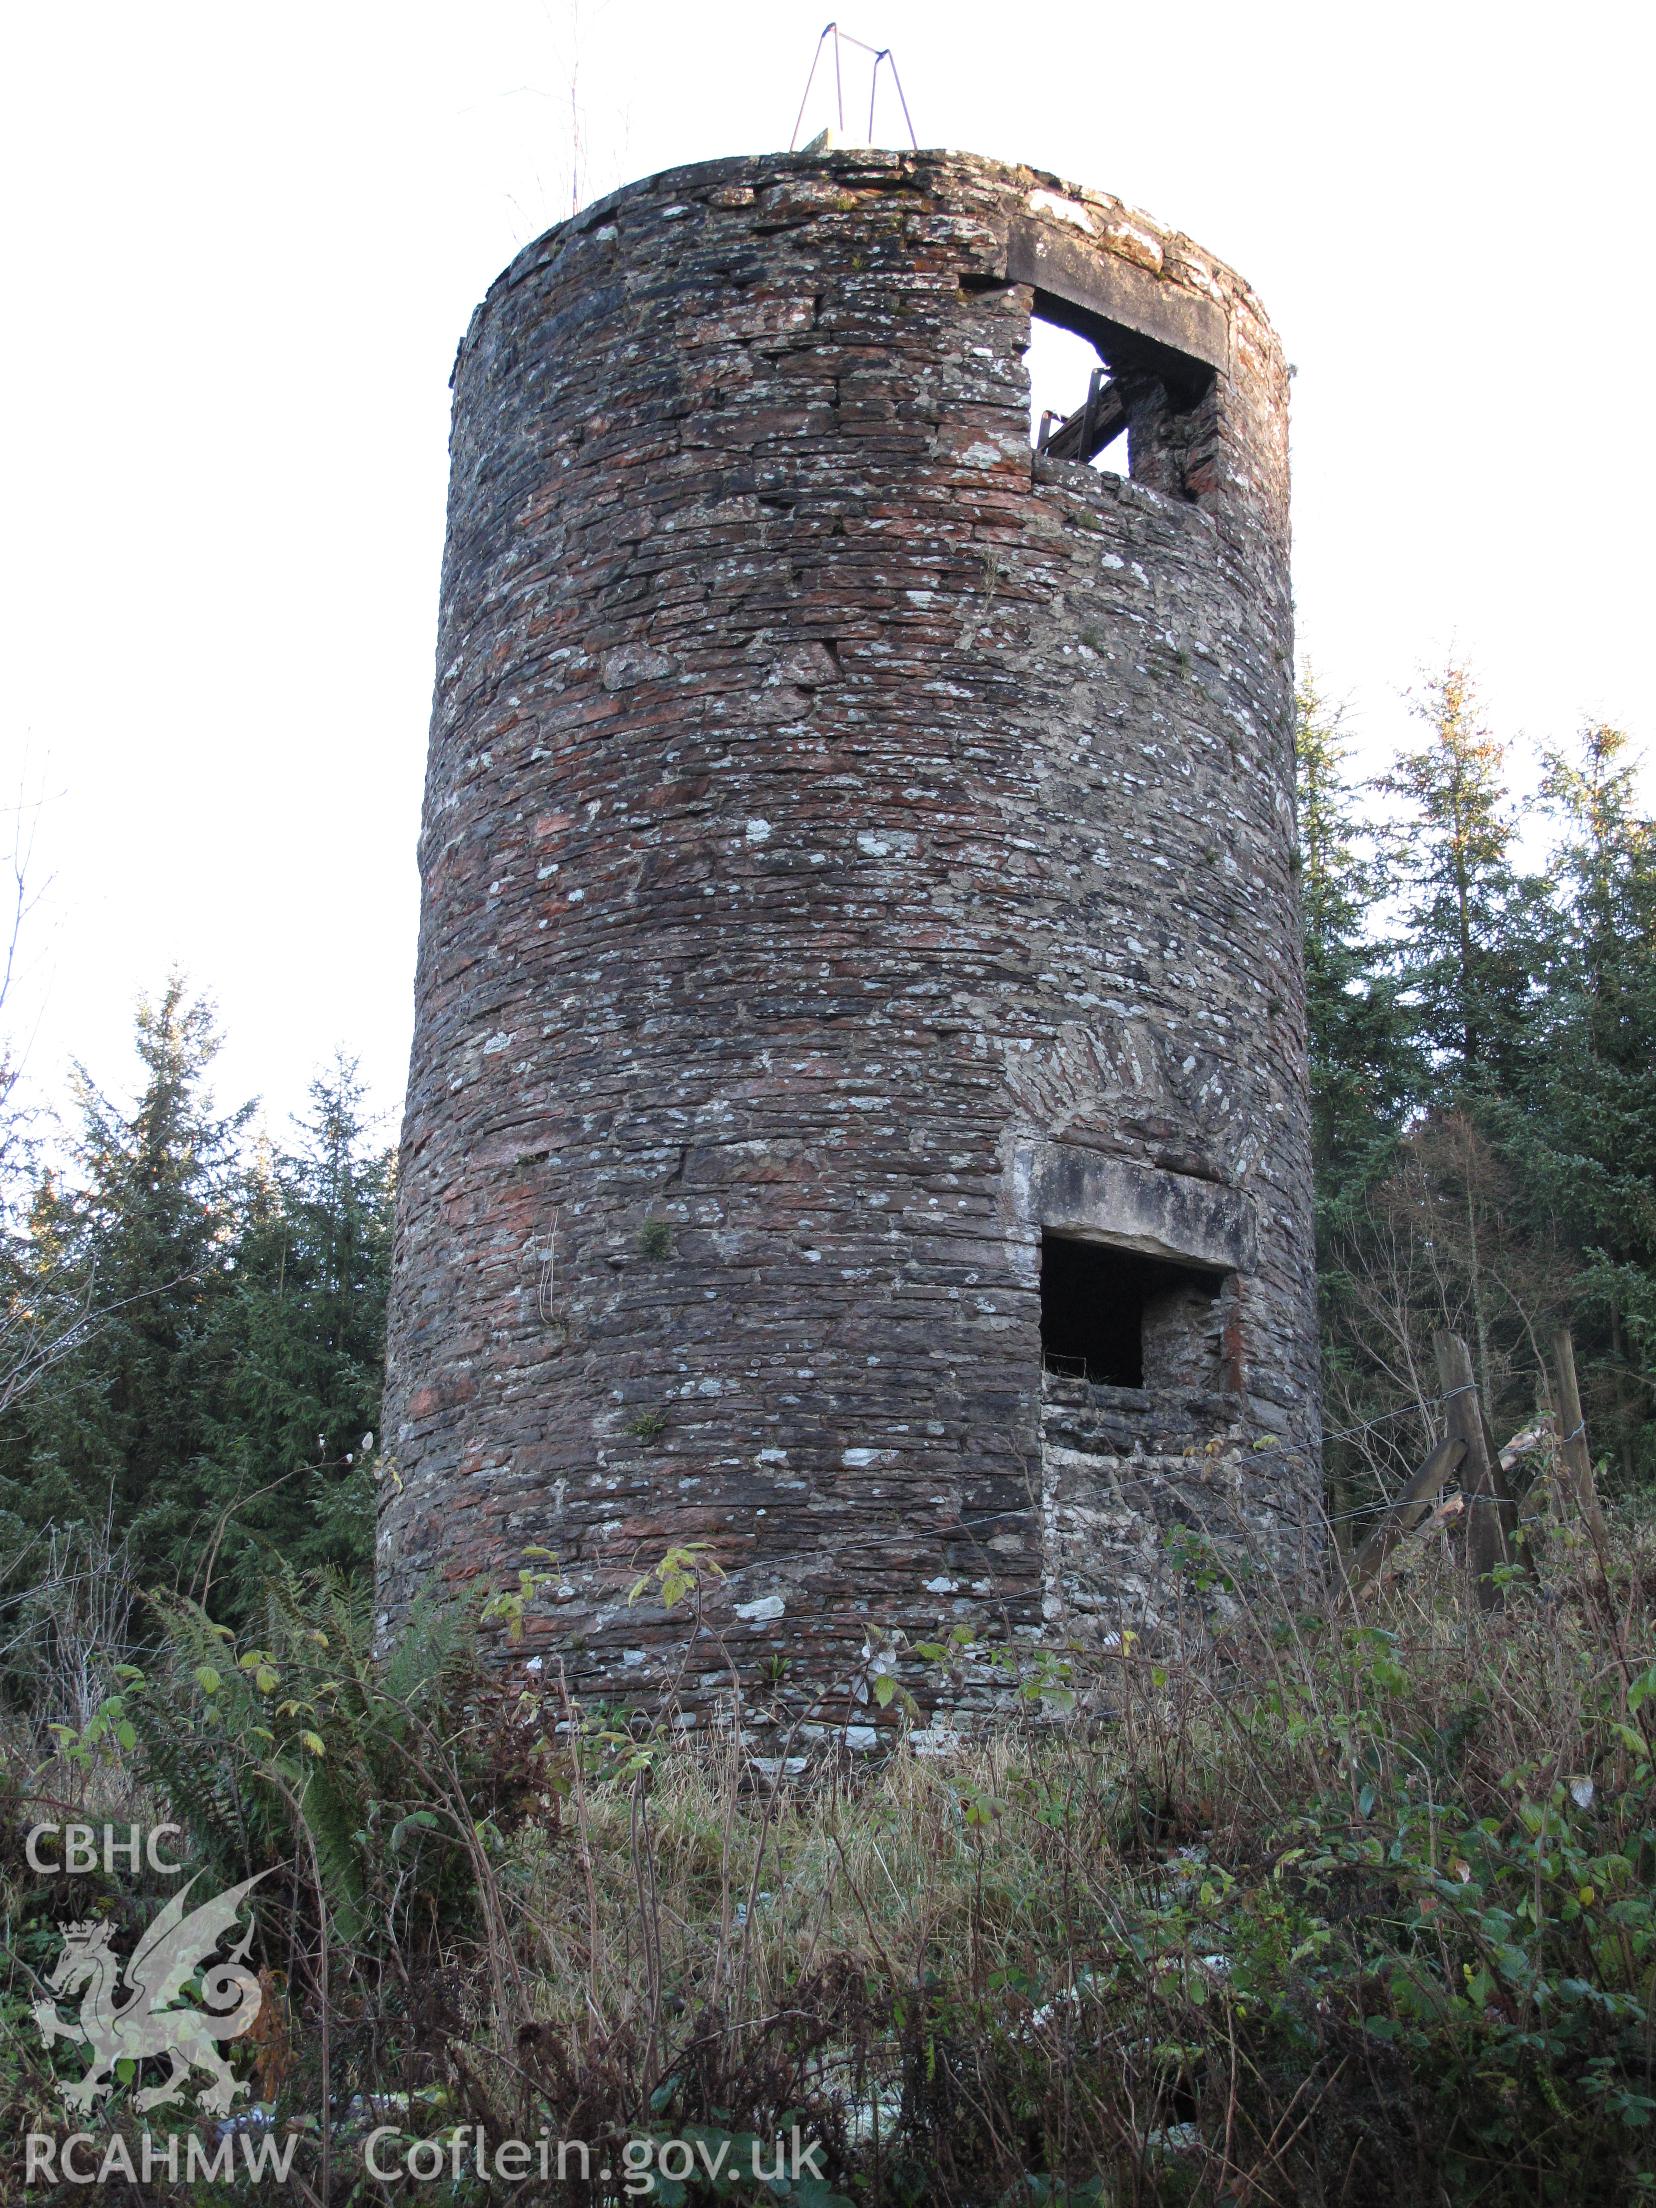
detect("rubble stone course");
top-left (379, 146), bottom-right (1319, 1717)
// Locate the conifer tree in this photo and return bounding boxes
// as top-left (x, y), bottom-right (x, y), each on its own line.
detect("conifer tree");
top-left (0, 978), bottom-right (251, 1578)
top-left (1294, 671), bottom-right (1419, 1220)
top-left (1505, 725), bottom-right (1656, 1478)
top-left (1380, 662), bottom-right (1550, 1094)
top-left (195, 1053), bottom-right (393, 1610)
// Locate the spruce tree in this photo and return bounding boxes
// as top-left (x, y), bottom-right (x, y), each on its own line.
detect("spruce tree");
top-left (1294, 670), bottom-right (1419, 1221)
top-left (0, 978), bottom-right (251, 1581)
top-left (1505, 725), bottom-right (1656, 1478)
top-left (1380, 662), bottom-right (1548, 1095)
top-left (196, 1052), bottom-right (393, 1610)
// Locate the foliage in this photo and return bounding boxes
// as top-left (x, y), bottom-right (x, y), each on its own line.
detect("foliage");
top-left (1498, 725), bottom-right (1656, 1483)
top-left (0, 992), bottom-right (392, 1649)
top-left (5, 1523), bottom-right (1656, 2203)
top-left (1378, 661), bottom-right (1550, 1093)
top-left (193, 1052), bottom-right (393, 1612)
top-left (1299, 672), bottom-right (1656, 1516)
top-left (0, 979), bottom-right (252, 1587)
top-left (1294, 667), bottom-right (1420, 1216)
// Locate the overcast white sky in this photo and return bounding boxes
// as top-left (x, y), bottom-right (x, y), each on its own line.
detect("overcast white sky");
top-left (2, 0), bottom-right (1650, 1145)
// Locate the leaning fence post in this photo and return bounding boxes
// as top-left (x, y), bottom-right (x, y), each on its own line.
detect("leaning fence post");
top-left (1346, 1432), bottom-right (1467, 1597)
top-left (1551, 1325), bottom-right (1612, 1555)
top-left (1434, 1331), bottom-right (1510, 1610)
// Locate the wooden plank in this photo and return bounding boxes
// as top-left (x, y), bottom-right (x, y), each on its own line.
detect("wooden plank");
top-left (1435, 1332), bottom-right (1510, 1609)
top-left (1041, 368), bottom-right (1129, 465)
top-left (1347, 1432), bottom-right (1467, 1596)
top-left (1551, 1325), bottom-right (1612, 1552)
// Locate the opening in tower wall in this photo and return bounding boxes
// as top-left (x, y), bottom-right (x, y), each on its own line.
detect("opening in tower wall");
top-left (1026, 289), bottom-right (1216, 501)
top-left (1029, 317), bottom-right (1128, 475)
top-left (1040, 1231), bottom-right (1227, 1388)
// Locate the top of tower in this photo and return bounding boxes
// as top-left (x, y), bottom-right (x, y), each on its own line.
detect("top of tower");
top-left (466, 146), bottom-right (1283, 399)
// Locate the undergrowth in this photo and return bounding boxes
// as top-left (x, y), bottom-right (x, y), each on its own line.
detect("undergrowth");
top-left (3, 1521), bottom-right (1655, 2205)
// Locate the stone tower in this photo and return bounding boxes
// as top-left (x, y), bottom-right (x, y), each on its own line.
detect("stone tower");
top-left (379, 147), bottom-right (1319, 1714)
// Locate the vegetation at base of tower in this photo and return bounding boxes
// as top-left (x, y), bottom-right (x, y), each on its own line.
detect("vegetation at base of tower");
top-left (5, 1522), bottom-right (1656, 2204)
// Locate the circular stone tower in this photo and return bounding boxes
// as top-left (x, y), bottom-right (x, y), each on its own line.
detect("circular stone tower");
top-left (379, 147), bottom-right (1319, 1715)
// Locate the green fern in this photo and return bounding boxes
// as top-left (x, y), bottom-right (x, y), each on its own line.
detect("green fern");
top-left (127, 1568), bottom-right (512, 1969)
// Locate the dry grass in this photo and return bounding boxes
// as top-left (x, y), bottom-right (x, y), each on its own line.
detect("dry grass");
top-left (4, 1511), bottom-right (1655, 2204)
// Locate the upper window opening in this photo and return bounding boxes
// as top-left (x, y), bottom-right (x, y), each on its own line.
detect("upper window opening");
top-left (1027, 288), bottom-right (1217, 503)
top-left (1040, 1230), bottom-right (1226, 1389)
top-left (1029, 319), bottom-right (1127, 477)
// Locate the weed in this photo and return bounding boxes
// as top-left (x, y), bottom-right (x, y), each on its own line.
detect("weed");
top-left (5, 1517), bottom-right (1655, 2202)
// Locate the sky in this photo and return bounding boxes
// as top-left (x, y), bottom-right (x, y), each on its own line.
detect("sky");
top-left (2, 0), bottom-right (1651, 1148)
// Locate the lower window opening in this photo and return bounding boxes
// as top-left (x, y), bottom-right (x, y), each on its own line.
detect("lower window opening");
top-left (1040, 1230), bottom-right (1225, 1388)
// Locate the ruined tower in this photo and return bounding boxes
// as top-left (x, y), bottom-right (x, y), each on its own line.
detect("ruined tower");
top-left (379, 148), bottom-right (1319, 1713)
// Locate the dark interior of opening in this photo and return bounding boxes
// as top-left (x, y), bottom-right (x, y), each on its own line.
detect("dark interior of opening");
top-left (1040, 1230), bottom-right (1223, 1387)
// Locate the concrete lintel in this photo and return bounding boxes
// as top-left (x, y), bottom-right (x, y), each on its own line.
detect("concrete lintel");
top-left (1015, 1141), bottom-right (1255, 1274)
top-left (1005, 221), bottom-right (1229, 380)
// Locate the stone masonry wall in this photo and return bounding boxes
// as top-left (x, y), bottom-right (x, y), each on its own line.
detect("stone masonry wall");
top-left (378, 148), bottom-right (1319, 1725)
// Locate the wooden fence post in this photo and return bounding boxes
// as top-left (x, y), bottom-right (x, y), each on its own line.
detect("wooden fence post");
top-left (1551, 1325), bottom-right (1612, 1554)
top-left (1346, 1433), bottom-right (1467, 1597)
top-left (1434, 1331), bottom-right (1511, 1610)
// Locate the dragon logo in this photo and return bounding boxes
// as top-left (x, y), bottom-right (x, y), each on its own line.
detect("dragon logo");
top-left (32, 1871), bottom-right (268, 2115)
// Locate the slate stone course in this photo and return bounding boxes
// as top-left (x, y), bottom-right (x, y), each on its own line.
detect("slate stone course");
top-left (379, 147), bottom-right (1320, 1717)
